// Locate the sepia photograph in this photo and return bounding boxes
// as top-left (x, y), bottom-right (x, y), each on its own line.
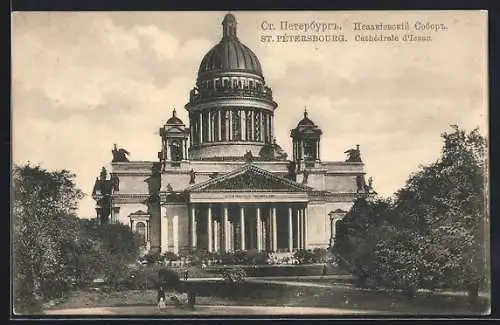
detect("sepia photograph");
top-left (12, 10), bottom-right (489, 316)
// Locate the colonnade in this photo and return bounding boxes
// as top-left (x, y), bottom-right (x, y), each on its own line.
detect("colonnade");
top-left (190, 108), bottom-right (274, 146)
top-left (190, 204), bottom-right (308, 252)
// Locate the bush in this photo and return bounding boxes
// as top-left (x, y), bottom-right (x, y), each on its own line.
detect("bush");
top-left (293, 249), bottom-right (314, 264)
top-left (222, 267), bottom-right (246, 283)
top-left (142, 252), bottom-right (162, 265)
top-left (158, 268), bottom-right (181, 290)
top-left (163, 252), bottom-right (178, 261)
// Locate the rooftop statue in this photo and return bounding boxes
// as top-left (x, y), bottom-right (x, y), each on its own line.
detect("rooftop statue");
top-left (189, 169), bottom-right (196, 184)
top-left (344, 144), bottom-right (362, 162)
top-left (302, 169), bottom-right (310, 185)
top-left (244, 150), bottom-right (254, 163)
top-left (112, 144), bottom-right (130, 162)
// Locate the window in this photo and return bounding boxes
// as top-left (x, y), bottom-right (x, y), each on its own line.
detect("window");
top-left (136, 222), bottom-right (146, 243)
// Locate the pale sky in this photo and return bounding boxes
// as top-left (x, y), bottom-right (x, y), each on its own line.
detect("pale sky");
top-left (12, 11), bottom-right (488, 218)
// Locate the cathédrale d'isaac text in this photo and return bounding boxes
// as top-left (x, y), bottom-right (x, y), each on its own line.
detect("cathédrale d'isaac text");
top-left (92, 13), bottom-right (375, 255)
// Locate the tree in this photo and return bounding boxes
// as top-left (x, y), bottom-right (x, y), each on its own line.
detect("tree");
top-left (334, 196), bottom-right (393, 287)
top-left (12, 164), bottom-right (84, 313)
top-left (335, 125), bottom-right (488, 304)
top-left (76, 219), bottom-right (141, 289)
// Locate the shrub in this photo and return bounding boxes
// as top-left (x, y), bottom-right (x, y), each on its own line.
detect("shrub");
top-left (222, 267), bottom-right (246, 284)
top-left (163, 252), bottom-right (178, 262)
top-left (293, 249), bottom-right (314, 264)
top-left (142, 252), bottom-right (162, 265)
top-left (245, 250), bottom-right (268, 265)
top-left (158, 268), bottom-right (181, 290)
top-left (233, 250), bottom-right (247, 265)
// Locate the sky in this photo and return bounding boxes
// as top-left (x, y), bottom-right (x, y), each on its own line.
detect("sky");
top-left (12, 11), bottom-right (488, 218)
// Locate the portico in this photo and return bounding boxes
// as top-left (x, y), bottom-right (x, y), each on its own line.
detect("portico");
top-left (185, 163), bottom-right (311, 252)
top-left (189, 202), bottom-right (308, 253)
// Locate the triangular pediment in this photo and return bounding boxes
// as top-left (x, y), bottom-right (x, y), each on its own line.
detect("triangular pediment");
top-left (164, 125), bottom-right (186, 134)
top-left (187, 164), bottom-right (310, 193)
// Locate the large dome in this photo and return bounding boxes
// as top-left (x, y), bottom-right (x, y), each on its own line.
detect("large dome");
top-left (198, 13), bottom-right (263, 77)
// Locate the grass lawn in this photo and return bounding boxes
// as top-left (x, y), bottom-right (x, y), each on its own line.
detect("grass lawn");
top-left (45, 280), bottom-right (489, 315)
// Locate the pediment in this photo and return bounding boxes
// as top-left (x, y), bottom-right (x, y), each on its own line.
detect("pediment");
top-left (187, 164), bottom-right (309, 193)
top-left (164, 125), bottom-right (186, 134)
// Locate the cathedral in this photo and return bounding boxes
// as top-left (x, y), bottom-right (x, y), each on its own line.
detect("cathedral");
top-left (92, 13), bottom-right (373, 255)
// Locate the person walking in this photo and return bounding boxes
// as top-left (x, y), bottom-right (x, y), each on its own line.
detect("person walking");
top-left (184, 268), bottom-right (189, 281)
top-left (157, 284), bottom-right (166, 308)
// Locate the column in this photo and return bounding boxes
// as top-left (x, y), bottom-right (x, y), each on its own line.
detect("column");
top-left (207, 207), bottom-right (213, 252)
top-left (229, 109), bottom-right (233, 141)
top-left (241, 109), bottom-right (246, 141)
top-left (218, 110), bottom-right (222, 141)
top-left (214, 220), bottom-right (219, 252)
top-left (189, 115), bottom-right (194, 146)
top-left (146, 220), bottom-right (150, 242)
top-left (259, 110), bottom-right (263, 142)
top-left (160, 210), bottom-right (168, 254)
top-left (240, 207), bottom-right (246, 250)
top-left (191, 207), bottom-right (196, 249)
top-left (316, 141), bottom-right (320, 160)
top-left (304, 207), bottom-right (308, 249)
top-left (272, 206), bottom-right (277, 252)
top-left (251, 110), bottom-right (255, 141)
top-left (270, 115), bottom-right (274, 141)
top-left (208, 111), bottom-right (212, 142)
top-left (288, 207), bottom-right (293, 252)
top-left (256, 207), bottom-right (262, 251)
top-left (296, 208), bottom-right (301, 249)
top-left (173, 215), bottom-right (179, 254)
top-left (130, 219), bottom-right (134, 231)
top-left (225, 110), bottom-right (230, 141)
top-left (223, 206), bottom-right (229, 252)
top-left (199, 112), bottom-right (203, 144)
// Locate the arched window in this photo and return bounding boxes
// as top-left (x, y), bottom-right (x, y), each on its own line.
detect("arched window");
top-left (136, 222), bottom-right (146, 243)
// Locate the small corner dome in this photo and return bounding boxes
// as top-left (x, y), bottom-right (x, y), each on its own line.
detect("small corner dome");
top-left (297, 110), bottom-right (316, 127)
top-left (166, 109), bottom-right (184, 125)
top-left (198, 13), bottom-right (263, 77)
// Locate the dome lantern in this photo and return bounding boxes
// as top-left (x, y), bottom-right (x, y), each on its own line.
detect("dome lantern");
top-left (222, 13), bottom-right (237, 39)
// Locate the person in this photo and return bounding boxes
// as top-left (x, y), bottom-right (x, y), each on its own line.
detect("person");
top-left (322, 263), bottom-right (328, 277)
top-left (157, 284), bottom-right (166, 306)
top-left (184, 268), bottom-right (189, 281)
top-left (187, 287), bottom-right (196, 310)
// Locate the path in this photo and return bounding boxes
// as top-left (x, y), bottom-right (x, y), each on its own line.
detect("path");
top-left (244, 278), bottom-right (490, 299)
top-left (43, 305), bottom-right (376, 316)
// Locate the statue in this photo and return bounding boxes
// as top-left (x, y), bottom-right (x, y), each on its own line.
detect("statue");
top-left (287, 161), bottom-right (297, 181)
top-left (344, 144), bottom-right (362, 162)
top-left (189, 169), bottom-right (196, 184)
top-left (209, 172), bottom-right (219, 179)
top-left (110, 173), bottom-right (119, 191)
top-left (243, 150), bottom-right (254, 163)
top-left (112, 144), bottom-right (130, 162)
top-left (302, 169), bottom-right (309, 185)
top-left (368, 176), bottom-right (373, 190)
top-left (100, 167), bottom-right (107, 181)
top-left (166, 183), bottom-right (173, 192)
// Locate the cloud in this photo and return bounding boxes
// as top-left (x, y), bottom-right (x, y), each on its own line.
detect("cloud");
top-left (12, 11), bottom-right (488, 218)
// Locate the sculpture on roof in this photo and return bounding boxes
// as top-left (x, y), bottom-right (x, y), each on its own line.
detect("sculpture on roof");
top-left (243, 150), bottom-right (254, 163)
top-left (189, 169), bottom-right (196, 184)
top-left (112, 144), bottom-right (130, 162)
top-left (344, 144), bottom-right (362, 162)
top-left (302, 169), bottom-right (310, 185)
top-left (110, 173), bottom-right (120, 192)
